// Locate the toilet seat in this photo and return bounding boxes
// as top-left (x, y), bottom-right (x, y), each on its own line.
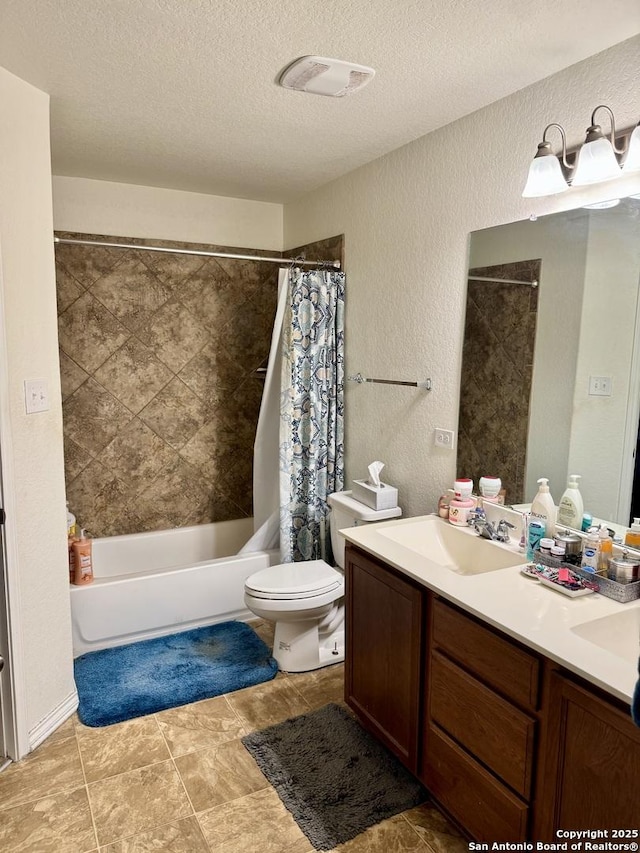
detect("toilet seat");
top-left (244, 560), bottom-right (342, 600)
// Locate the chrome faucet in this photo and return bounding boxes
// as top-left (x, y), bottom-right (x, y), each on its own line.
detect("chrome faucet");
top-left (469, 512), bottom-right (514, 543)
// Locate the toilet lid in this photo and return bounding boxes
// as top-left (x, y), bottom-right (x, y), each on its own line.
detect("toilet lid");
top-left (245, 560), bottom-right (343, 600)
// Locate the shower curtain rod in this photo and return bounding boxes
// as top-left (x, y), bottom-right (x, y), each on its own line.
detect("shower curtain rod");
top-left (468, 275), bottom-right (538, 288)
top-left (53, 236), bottom-right (342, 269)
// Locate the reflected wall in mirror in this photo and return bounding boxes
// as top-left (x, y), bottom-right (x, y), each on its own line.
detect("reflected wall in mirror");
top-left (459, 198), bottom-right (640, 525)
top-left (458, 260), bottom-right (540, 505)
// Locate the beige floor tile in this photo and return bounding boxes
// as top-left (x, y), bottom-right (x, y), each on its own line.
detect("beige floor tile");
top-left (88, 759), bottom-right (192, 846)
top-left (0, 785), bottom-right (96, 853)
top-left (248, 618), bottom-right (275, 649)
top-left (156, 695), bottom-right (245, 757)
top-left (175, 737), bottom-right (268, 812)
top-left (0, 736), bottom-right (84, 811)
top-left (197, 786), bottom-right (312, 852)
top-left (285, 662), bottom-right (345, 709)
top-left (333, 813), bottom-right (427, 852)
top-left (77, 716), bottom-right (170, 782)
top-left (225, 675), bottom-right (311, 733)
top-left (99, 816), bottom-right (209, 852)
top-left (403, 802), bottom-right (469, 853)
top-left (43, 716), bottom-right (77, 746)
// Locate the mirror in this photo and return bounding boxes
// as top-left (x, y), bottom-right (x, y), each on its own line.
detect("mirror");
top-left (458, 197), bottom-right (640, 525)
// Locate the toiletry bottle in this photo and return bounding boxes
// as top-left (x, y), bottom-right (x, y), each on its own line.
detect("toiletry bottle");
top-left (581, 512), bottom-right (593, 532)
top-left (448, 495), bottom-right (475, 526)
top-left (597, 526), bottom-right (613, 573)
top-left (68, 535), bottom-right (78, 583)
top-left (438, 494), bottom-right (451, 519)
top-left (527, 520), bottom-right (546, 560)
top-left (624, 518), bottom-right (640, 548)
top-left (73, 529), bottom-right (93, 585)
top-left (479, 476), bottom-right (502, 505)
top-left (557, 474), bottom-right (584, 530)
top-left (530, 477), bottom-right (556, 537)
top-left (66, 502), bottom-right (77, 537)
top-left (580, 528), bottom-right (600, 573)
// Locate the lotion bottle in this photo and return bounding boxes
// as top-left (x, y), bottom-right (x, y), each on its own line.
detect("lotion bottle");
top-left (557, 474), bottom-right (584, 530)
top-left (72, 529), bottom-right (93, 585)
top-left (530, 477), bottom-right (556, 537)
top-left (624, 518), bottom-right (640, 548)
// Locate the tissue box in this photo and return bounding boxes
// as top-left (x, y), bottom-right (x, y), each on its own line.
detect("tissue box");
top-left (352, 479), bottom-right (399, 511)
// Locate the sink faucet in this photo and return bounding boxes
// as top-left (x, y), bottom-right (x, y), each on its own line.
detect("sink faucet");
top-left (470, 513), bottom-right (514, 543)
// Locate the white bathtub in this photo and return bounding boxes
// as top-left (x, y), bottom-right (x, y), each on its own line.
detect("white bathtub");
top-left (70, 518), bottom-right (278, 656)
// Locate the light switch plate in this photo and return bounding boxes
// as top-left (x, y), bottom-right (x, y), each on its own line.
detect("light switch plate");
top-left (24, 379), bottom-right (49, 413)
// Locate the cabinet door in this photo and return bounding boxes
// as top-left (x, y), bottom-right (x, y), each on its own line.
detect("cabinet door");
top-left (537, 672), bottom-right (640, 835)
top-left (345, 546), bottom-right (424, 772)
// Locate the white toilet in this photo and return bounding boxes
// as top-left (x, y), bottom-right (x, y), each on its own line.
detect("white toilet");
top-left (244, 491), bottom-right (402, 672)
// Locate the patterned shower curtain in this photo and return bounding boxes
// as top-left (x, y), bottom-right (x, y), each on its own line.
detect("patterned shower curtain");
top-left (279, 268), bottom-right (345, 562)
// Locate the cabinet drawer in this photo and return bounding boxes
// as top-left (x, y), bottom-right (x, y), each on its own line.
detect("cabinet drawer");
top-left (422, 722), bottom-right (529, 842)
top-left (432, 598), bottom-right (540, 710)
top-left (429, 651), bottom-right (535, 798)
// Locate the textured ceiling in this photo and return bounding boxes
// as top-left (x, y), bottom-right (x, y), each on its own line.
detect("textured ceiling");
top-left (1, 0), bottom-right (639, 202)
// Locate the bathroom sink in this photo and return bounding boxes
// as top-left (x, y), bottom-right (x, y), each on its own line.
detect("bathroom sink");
top-left (377, 517), bottom-right (525, 576)
top-left (570, 608), bottom-right (640, 664)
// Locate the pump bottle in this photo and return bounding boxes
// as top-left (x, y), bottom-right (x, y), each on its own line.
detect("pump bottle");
top-left (557, 474), bottom-right (584, 530)
top-left (530, 477), bottom-right (556, 537)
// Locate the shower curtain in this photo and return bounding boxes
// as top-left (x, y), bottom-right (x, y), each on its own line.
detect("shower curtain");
top-left (246, 266), bottom-right (345, 562)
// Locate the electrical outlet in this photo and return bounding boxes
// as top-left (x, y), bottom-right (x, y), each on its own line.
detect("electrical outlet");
top-left (588, 375), bottom-right (612, 396)
top-left (24, 378), bottom-right (49, 414)
top-left (434, 428), bottom-right (455, 449)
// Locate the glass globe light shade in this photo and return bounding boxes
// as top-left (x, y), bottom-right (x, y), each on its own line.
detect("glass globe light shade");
top-left (572, 137), bottom-right (621, 186)
top-left (522, 153), bottom-right (568, 197)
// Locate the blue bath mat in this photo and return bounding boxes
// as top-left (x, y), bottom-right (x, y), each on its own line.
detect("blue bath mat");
top-left (74, 621), bottom-right (278, 727)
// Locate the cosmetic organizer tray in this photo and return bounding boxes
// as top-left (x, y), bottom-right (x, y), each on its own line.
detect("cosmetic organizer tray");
top-left (533, 548), bottom-right (640, 602)
top-left (520, 565), bottom-right (594, 598)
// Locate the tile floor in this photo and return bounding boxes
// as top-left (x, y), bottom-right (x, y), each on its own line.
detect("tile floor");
top-left (0, 621), bottom-right (469, 852)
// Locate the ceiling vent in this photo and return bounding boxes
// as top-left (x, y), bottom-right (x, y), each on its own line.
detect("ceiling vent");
top-left (278, 56), bottom-right (375, 98)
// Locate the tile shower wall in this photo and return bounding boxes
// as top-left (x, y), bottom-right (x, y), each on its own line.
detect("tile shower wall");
top-left (457, 260), bottom-right (540, 506)
top-left (57, 232), bottom-right (343, 538)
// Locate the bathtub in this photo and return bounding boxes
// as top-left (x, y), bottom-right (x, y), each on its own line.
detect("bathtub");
top-left (70, 518), bottom-right (278, 656)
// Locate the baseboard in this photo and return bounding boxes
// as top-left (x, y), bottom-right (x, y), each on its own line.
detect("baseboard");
top-left (28, 689), bottom-right (79, 752)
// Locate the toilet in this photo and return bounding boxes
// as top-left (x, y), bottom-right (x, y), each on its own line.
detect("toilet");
top-left (244, 491), bottom-right (402, 672)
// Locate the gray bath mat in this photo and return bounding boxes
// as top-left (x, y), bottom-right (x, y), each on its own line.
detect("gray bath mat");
top-left (241, 702), bottom-right (427, 850)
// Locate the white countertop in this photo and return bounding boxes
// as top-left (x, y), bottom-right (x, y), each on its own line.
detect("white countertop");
top-left (342, 514), bottom-right (640, 705)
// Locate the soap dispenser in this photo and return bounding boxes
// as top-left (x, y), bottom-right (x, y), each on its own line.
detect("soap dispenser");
top-left (557, 474), bottom-right (584, 530)
top-left (530, 477), bottom-right (556, 537)
top-left (625, 518), bottom-right (640, 548)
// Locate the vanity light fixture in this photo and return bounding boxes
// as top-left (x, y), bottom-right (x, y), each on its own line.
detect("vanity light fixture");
top-left (521, 123), bottom-right (572, 197)
top-left (522, 105), bottom-right (640, 198)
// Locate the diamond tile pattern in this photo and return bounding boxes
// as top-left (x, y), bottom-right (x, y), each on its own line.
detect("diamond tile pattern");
top-left (457, 260), bottom-right (540, 505)
top-left (57, 232), bottom-right (342, 537)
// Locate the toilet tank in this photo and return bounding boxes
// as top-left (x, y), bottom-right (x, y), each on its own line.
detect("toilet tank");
top-left (327, 491), bottom-right (402, 568)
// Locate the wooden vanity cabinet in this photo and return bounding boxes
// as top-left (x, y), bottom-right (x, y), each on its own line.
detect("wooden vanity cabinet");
top-left (345, 544), bottom-right (424, 773)
top-left (534, 671), bottom-right (640, 838)
top-left (421, 597), bottom-right (540, 841)
top-left (345, 544), bottom-right (640, 841)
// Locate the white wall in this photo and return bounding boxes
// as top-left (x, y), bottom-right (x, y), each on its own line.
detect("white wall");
top-left (53, 176), bottom-right (283, 250)
top-left (568, 209), bottom-right (640, 521)
top-left (284, 35), bottom-right (640, 519)
top-left (468, 215), bottom-right (589, 504)
top-left (0, 66), bottom-right (75, 753)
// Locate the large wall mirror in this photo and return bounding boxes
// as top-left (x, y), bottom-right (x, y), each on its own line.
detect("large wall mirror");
top-left (458, 198), bottom-right (640, 525)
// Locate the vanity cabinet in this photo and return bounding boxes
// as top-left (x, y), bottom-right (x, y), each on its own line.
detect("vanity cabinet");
top-left (535, 672), bottom-right (640, 837)
top-left (345, 544), bottom-right (424, 773)
top-left (422, 598), bottom-right (539, 841)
